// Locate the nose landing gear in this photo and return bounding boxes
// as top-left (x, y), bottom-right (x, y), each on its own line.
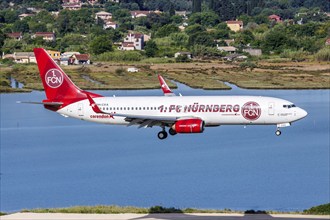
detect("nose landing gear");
top-left (275, 129), bottom-right (282, 136)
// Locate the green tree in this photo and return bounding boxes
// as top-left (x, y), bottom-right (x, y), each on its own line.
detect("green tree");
top-left (185, 24), bottom-right (206, 35)
top-left (12, 19), bottom-right (29, 32)
top-left (210, 29), bottom-right (229, 39)
top-left (170, 32), bottom-right (189, 47)
top-left (156, 24), bottom-right (179, 37)
top-left (188, 12), bottom-right (220, 27)
top-left (2, 38), bottom-right (23, 53)
top-left (192, 0), bottom-right (202, 13)
top-left (235, 30), bottom-right (255, 45)
top-left (188, 32), bottom-right (214, 47)
top-left (2, 9), bottom-right (18, 23)
top-left (145, 40), bottom-right (158, 57)
top-left (262, 28), bottom-right (298, 53)
top-left (0, 30), bottom-right (6, 53)
top-left (56, 10), bottom-right (73, 35)
top-left (28, 21), bottom-right (47, 33)
top-left (170, 15), bottom-right (183, 24)
top-left (113, 9), bottom-right (132, 24)
top-left (89, 35), bottom-right (113, 54)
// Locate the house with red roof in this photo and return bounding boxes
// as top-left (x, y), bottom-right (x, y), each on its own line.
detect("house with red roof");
top-left (326, 38), bottom-right (330, 46)
top-left (72, 54), bottom-right (91, 65)
top-left (120, 42), bottom-right (135, 51)
top-left (269, 14), bottom-right (282, 23)
top-left (6, 32), bottom-right (23, 41)
top-left (33, 32), bottom-right (56, 41)
top-left (130, 11), bottom-right (152, 18)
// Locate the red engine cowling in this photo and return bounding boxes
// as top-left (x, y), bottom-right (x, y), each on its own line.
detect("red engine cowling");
top-left (172, 119), bottom-right (205, 133)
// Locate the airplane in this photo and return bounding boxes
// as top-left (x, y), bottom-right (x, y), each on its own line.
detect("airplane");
top-left (30, 48), bottom-right (307, 140)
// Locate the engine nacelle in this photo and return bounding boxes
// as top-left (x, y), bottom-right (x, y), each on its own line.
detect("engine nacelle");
top-left (172, 119), bottom-right (205, 133)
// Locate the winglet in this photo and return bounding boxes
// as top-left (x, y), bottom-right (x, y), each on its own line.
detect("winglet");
top-left (158, 75), bottom-right (175, 96)
top-left (86, 94), bottom-right (103, 113)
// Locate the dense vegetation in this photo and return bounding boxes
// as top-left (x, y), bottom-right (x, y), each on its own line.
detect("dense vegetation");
top-left (303, 203), bottom-right (330, 215)
top-left (18, 203), bottom-right (330, 214)
top-left (0, 0), bottom-right (329, 62)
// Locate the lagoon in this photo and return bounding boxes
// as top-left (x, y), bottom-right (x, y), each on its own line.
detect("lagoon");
top-left (0, 83), bottom-right (329, 212)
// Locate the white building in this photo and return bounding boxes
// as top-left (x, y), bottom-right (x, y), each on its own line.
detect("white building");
top-left (103, 21), bottom-right (118, 30)
top-left (121, 33), bottom-right (144, 50)
top-left (95, 11), bottom-right (112, 21)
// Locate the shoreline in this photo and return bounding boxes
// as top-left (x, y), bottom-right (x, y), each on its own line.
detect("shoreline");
top-left (1, 204), bottom-right (328, 216)
top-left (1, 213), bottom-right (330, 220)
top-left (2, 84), bottom-right (330, 94)
top-left (1, 61), bottom-right (329, 93)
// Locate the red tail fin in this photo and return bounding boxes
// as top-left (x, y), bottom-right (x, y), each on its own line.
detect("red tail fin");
top-left (158, 75), bottom-right (175, 96)
top-left (34, 48), bottom-right (101, 106)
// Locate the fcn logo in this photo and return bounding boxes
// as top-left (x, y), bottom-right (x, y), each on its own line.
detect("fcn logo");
top-left (242, 101), bottom-right (261, 121)
top-left (45, 69), bottom-right (63, 88)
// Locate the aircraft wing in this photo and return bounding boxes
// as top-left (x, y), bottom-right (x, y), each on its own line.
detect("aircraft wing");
top-left (158, 75), bottom-right (176, 96)
top-left (86, 94), bottom-right (198, 128)
top-left (113, 112), bottom-right (179, 128)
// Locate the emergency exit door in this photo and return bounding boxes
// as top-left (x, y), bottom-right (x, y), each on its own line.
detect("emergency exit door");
top-left (268, 102), bottom-right (275, 115)
top-left (78, 103), bottom-right (84, 117)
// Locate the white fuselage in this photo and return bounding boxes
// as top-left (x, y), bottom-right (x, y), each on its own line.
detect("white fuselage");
top-left (57, 96), bottom-right (307, 127)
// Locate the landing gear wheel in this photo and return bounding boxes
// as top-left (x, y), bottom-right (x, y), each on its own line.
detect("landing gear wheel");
top-left (158, 131), bottom-right (168, 140)
top-left (275, 130), bottom-right (281, 136)
top-left (169, 128), bottom-right (177, 136)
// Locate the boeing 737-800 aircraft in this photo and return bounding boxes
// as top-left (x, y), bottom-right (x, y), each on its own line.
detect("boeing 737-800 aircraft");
top-left (30, 48), bottom-right (307, 140)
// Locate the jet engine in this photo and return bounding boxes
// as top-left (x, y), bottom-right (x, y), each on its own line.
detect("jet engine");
top-left (172, 119), bottom-right (205, 133)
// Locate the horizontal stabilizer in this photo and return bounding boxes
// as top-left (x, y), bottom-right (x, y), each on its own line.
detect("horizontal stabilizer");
top-left (17, 101), bottom-right (63, 106)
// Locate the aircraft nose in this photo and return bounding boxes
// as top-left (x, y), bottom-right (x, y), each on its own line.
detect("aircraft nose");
top-left (299, 108), bottom-right (308, 119)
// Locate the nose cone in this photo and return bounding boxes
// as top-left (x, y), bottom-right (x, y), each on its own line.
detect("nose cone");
top-left (299, 108), bottom-right (308, 119)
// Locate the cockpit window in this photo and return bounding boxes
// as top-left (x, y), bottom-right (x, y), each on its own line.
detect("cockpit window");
top-left (283, 104), bottom-right (296, 108)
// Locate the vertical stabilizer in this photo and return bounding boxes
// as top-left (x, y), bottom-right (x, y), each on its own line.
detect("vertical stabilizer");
top-left (34, 48), bottom-right (101, 106)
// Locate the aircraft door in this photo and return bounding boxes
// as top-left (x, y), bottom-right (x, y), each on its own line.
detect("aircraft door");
top-left (268, 102), bottom-right (275, 115)
top-left (78, 103), bottom-right (84, 117)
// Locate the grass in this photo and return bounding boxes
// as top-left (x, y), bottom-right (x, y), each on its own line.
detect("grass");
top-left (0, 59), bottom-right (329, 93)
top-left (21, 205), bottom-right (241, 214)
top-left (151, 60), bottom-right (330, 90)
top-left (18, 204), bottom-right (330, 215)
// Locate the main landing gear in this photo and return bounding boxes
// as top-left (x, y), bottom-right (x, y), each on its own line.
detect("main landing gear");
top-left (158, 127), bottom-right (177, 140)
top-left (158, 126), bottom-right (168, 140)
top-left (157, 130), bottom-right (168, 140)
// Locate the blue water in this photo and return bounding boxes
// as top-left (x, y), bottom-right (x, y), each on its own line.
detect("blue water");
top-left (0, 83), bottom-right (329, 212)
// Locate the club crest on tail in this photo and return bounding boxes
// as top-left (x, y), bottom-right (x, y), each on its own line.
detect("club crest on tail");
top-left (45, 69), bottom-right (63, 88)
